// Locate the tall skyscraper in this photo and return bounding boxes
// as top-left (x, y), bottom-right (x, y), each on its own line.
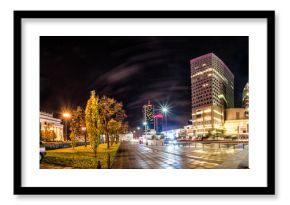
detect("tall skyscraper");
top-left (190, 53), bottom-right (234, 137)
top-left (143, 100), bottom-right (154, 131)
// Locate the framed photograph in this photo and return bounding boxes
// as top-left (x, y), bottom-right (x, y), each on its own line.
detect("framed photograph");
top-left (14, 11), bottom-right (275, 195)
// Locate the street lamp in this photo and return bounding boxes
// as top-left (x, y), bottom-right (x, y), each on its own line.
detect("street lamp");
top-left (143, 121), bottom-right (147, 135)
top-left (62, 112), bottom-right (71, 141)
top-left (137, 126), bottom-right (140, 130)
top-left (161, 106), bottom-right (169, 137)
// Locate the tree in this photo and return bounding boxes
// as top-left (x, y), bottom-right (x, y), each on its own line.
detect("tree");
top-left (99, 96), bottom-right (127, 149)
top-left (51, 130), bottom-right (57, 142)
top-left (70, 132), bottom-right (77, 148)
top-left (85, 90), bottom-right (101, 157)
top-left (40, 123), bottom-right (56, 142)
top-left (70, 106), bottom-right (85, 148)
top-left (178, 129), bottom-right (187, 139)
top-left (108, 119), bottom-right (121, 146)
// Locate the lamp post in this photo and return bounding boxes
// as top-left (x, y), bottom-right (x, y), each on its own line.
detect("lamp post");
top-left (143, 121), bottom-right (147, 136)
top-left (63, 112), bottom-right (71, 141)
top-left (161, 106), bottom-right (168, 138)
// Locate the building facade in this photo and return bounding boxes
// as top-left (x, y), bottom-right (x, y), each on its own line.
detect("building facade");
top-left (242, 82), bottom-right (249, 117)
top-left (40, 112), bottom-right (64, 141)
top-left (143, 100), bottom-right (154, 131)
top-left (190, 53), bottom-right (234, 137)
top-left (224, 108), bottom-right (249, 138)
top-left (183, 125), bottom-right (194, 138)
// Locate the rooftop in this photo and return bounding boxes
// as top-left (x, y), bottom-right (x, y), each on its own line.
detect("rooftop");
top-left (190, 53), bottom-right (234, 78)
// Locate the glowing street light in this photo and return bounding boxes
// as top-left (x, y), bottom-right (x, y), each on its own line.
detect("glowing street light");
top-left (63, 112), bottom-right (71, 118)
top-left (160, 105), bottom-right (169, 138)
top-left (137, 126), bottom-right (140, 130)
top-left (161, 107), bottom-right (168, 114)
top-left (62, 112), bottom-right (71, 141)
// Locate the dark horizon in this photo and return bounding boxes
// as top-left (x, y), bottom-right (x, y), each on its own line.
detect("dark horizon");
top-left (40, 36), bottom-right (248, 130)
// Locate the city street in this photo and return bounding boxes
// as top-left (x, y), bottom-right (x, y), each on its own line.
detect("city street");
top-left (112, 141), bottom-right (248, 169)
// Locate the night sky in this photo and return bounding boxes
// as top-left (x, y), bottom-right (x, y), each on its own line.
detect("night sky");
top-left (40, 36), bottom-right (248, 130)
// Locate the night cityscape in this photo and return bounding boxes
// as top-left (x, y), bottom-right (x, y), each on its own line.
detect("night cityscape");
top-left (40, 36), bottom-right (249, 169)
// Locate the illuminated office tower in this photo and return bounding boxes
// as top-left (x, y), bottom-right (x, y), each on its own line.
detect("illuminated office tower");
top-left (190, 53), bottom-right (234, 137)
top-left (143, 100), bottom-right (154, 131)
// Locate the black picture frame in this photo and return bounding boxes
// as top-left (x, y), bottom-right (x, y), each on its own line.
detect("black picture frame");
top-left (14, 10), bottom-right (275, 195)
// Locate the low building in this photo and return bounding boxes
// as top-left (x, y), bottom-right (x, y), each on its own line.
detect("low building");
top-left (224, 108), bottom-right (249, 139)
top-left (160, 125), bottom-right (194, 140)
top-left (243, 82), bottom-right (249, 117)
top-left (40, 112), bottom-right (64, 141)
top-left (161, 128), bottom-right (181, 139)
top-left (183, 125), bottom-right (194, 138)
top-left (119, 133), bottom-right (134, 141)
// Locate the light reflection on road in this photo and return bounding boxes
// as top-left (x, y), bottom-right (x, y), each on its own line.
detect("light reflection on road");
top-left (112, 141), bottom-right (249, 169)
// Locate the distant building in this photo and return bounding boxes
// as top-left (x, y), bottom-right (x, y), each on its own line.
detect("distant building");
top-left (190, 53), bottom-right (234, 137)
top-left (40, 112), bottom-right (64, 141)
top-left (142, 129), bottom-right (158, 140)
top-left (119, 133), bottom-right (134, 141)
top-left (242, 82), bottom-right (249, 117)
top-left (183, 125), bottom-right (194, 138)
top-left (224, 108), bottom-right (249, 138)
top-left (161, 125), bottom-right (194, 140)
top-left (161, 128), bottom-right (182, 139)
top-left (153, 112), bottom-right (163, 133)
top-left (143, 100), bottom-right (154, 131)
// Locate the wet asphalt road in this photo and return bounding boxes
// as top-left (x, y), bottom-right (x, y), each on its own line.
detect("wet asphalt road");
top-left (112, 141), bottom-right (249, 169)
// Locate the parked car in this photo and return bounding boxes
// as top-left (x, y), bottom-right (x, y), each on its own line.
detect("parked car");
top-left (40, 142), bottom-right (46, 161)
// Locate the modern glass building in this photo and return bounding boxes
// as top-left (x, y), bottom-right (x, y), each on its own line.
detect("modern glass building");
top-left (190, 53), bottom-right (234, 137)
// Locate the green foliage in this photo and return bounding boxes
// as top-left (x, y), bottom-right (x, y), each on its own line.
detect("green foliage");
top-left (232, 136), bottom-right (238, 141)
top-left (70, 132), bottom-right (77, 148)
top-left (108, 119), bottom-right (121, 146)
top-left (224, 135), bottom-right (231, 140)
top-left (69, 106), bottom-right (85, 148)
top-left (40, 124), bottom-right (57, 142)
top-left (178, 129), bottom-right (187, 139)
top-left (42, 144), bottom-right (120, 169)
top-left (85, 90), bottom-right (101, 157)
top-left (70, 106), bottom-right (85, 137)
top-left (99, 96), bottom-right (127, 149)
